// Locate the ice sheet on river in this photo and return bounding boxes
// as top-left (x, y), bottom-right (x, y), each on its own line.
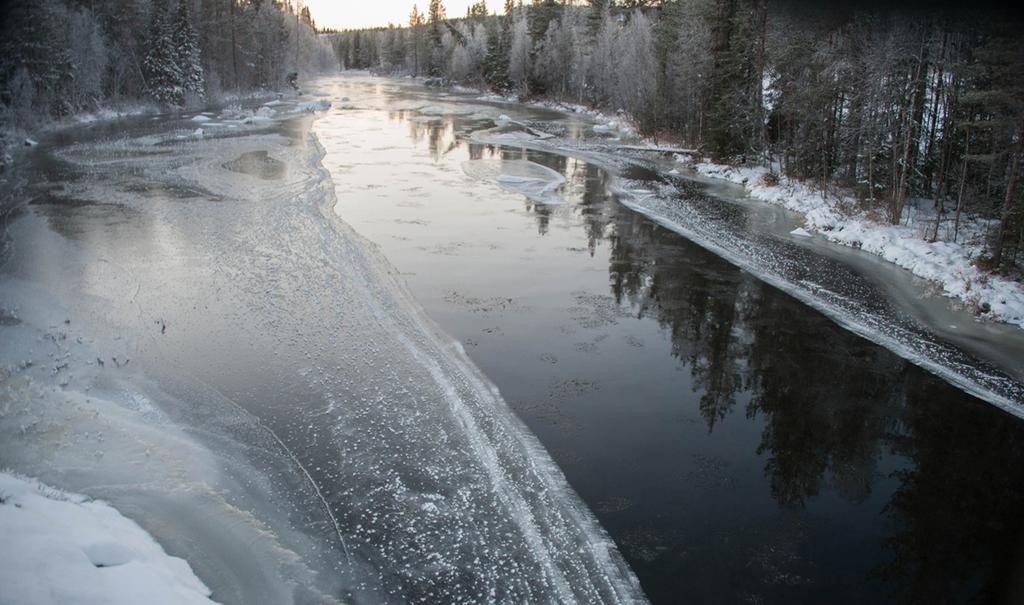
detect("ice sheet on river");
top-left (0, 98), bottom-right (645, 603)
top-left (462, 159), bottom-right (566, 205)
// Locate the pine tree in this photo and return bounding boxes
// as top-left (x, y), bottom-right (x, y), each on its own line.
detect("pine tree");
top-left (482, 1), bottom-right (513, 90)
top-left (409, 5), bottom-right (425, 76)
top-left (143, 2), bottom-right (183, 105)
top-left (173, 0), bottom-right (204, 101)
top-left (427, 0), bottom-right (446, 76)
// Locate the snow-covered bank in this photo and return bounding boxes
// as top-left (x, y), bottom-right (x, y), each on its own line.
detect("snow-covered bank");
top-left (456, 77), bottom-right (1024, 332)
top-left (691, 161), bottom-right (1024, 330)
top-left (0, 472), bottom-right (218, 605)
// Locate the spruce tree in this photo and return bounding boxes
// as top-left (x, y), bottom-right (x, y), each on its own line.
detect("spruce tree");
top-left (427, 0), bottom-right (446, 76)
top-left (143, 2), bottom-right (183, 105)
top-left (173, 0), bottom-right (204, 101)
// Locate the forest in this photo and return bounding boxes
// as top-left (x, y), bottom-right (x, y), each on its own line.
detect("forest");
top-left (0, 0), bottom-right (337, 125)
top-left (328, 0), bottom-right (1024, 273)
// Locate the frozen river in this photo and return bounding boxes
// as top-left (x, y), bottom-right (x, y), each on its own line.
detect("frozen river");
top-left (2, 73), bottom-right (1024, 604)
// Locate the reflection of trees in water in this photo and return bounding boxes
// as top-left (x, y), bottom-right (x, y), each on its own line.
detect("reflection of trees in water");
top-left (877, 371), bottom-right (1024, 605)
top-left (391, 114), bottom-right (1024, 600)
top-left (391, 112), bottom-right (462, 162)
top-left (743, 288), bottom-right (900, 507)
top-left (385, 108), bottom-right (1024, 599)
top-left (517, 156), bottom-right (1024, 601)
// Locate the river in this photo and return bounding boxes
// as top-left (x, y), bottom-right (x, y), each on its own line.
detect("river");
top-left (1, 73), bottom-right (1022, 604)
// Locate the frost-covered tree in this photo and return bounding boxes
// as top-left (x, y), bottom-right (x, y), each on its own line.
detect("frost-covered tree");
top-left (534, 17), bottom-right (573, 98)
top-left (508, 12), bottom-right (531, 92)
top-left (173, 0), bottom-right (204, 102)
top-left (66, 7), bottom-right (109, 108)
top-left (143, 3), bottom-right (183, 105)
top-left (614, 11), bottom-right (657, 122)
top-left (450, 23), bottom-right (487, 83)
top-left (588, 8), bottom-right (617, 105)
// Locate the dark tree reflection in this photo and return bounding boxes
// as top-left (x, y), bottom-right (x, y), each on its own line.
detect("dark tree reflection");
top-left (529, 150), bottom-right (1024, 600)
top-left (877, 371), bottom-right (1024, 605)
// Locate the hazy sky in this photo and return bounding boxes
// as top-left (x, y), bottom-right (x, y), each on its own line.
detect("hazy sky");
top-left (305, 0), bottom-right (508, 30)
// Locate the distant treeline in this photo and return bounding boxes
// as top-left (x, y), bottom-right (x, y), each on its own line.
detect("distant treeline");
top-left (327, 0), bottom-right (1024, 272)
top-left (0, 0), bottom-right (337, 126)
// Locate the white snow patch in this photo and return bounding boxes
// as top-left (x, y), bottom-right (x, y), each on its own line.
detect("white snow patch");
top-left (0, 472), bottom-right (219, 605)
top-left (190, 115), bottom-right (211, 123)
top-left (790, 227), bottom-right (812, 237)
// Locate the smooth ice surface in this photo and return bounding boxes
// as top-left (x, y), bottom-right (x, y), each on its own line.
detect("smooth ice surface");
top-left (463, 159), bottom-right (566, 205)
top-left (0, 472), bottom-right (219, 605)
top-left (0, 86), bottom-right (644, 602)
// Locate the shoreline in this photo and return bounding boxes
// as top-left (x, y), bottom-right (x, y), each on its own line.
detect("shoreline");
top-left (443, 80), bottom-right (1024, 334)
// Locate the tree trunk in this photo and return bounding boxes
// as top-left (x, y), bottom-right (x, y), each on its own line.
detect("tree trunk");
top-left (992, 117), bottom-right (1024, 269)
top-left (954, 129), bottom-right (970, 242)
top-left (924, 32), bottom-right (946, 198)
top-left (230, 0), bottom-right (239, 90)
top-left (756, 0), bottom-right (768, 167)
top-left (893, 73), bottom-right (922, 224)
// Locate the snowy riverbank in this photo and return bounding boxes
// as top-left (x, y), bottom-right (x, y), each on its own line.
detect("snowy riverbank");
top-left (528, 94), bottom-right (1024, 332)
top-left (689, 161), bottom-right (1024, 330)
top-left (0, 472), bottom-right (218, 605)
top-left (466, 83), bottom-right (1024, 331)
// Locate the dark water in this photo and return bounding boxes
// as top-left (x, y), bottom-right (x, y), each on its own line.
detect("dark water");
top-left (316, 78), bottom-right (1024, 604)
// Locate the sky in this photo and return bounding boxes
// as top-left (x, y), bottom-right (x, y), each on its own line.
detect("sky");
top-left (305, 0), bottom-right (508, 30)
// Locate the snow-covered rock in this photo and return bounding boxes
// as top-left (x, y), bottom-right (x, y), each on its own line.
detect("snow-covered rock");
top-left (0, 472), bottom-right (219, 605)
